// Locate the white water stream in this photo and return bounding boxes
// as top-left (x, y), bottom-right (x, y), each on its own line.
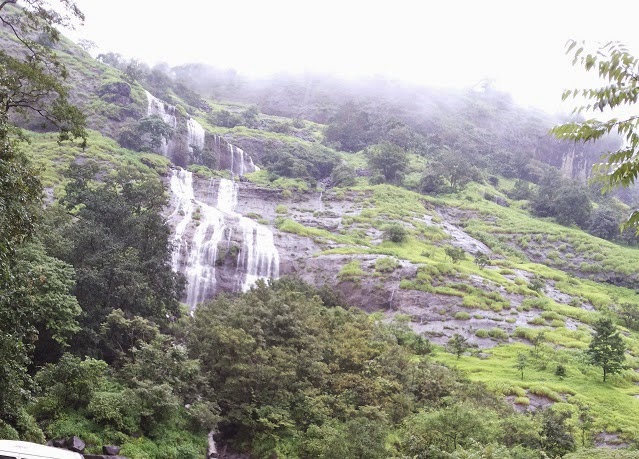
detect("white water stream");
top-left (170, 169), bottom-right (279, 309)
top-left (145, 90), bottom-right (177, 156)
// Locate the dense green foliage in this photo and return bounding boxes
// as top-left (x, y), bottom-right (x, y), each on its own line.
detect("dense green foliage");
top-left (43, 162), bottom-right (184, 357)
top-left (552, 41), bottom-right (639, 230)
top-left (187, 278), bottom-right (567, 458)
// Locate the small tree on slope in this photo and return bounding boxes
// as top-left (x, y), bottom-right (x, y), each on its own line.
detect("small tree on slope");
top-left (586, 317), bottom-right (625, 382)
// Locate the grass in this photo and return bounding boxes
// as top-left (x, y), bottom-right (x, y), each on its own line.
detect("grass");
top-left (435, 342), bottom-right (639, 440)
top-left (21, 130), bottom-right (170, 196)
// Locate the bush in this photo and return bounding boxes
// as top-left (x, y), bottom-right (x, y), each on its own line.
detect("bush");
top-left (275, 204), bottom-right (287, 214)
top-left (88, 390), bottom-right (139, 433)
top-left (383, 224), bottom-right (408, 243)
top-left (0, 420), bottom-right (19, 440)
top-left (475, 329), bottom-right (489, 338)
top-left (454, 311), bottom-right (471, 320)
top-left (445, 246), bottom-right (466, 264)
top-left (488, 328), bottom-right (509, 340)
top-left (15, 409), bottom-right (45, 443)
top-left (375, 257), bottom-right (399, 273)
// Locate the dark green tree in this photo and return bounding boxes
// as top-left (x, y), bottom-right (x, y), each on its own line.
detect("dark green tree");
top-left (53, 163), bottom-right (184, 355)
top-left (617, 303), bottom-right (639, 331)
top-left (448, 333), bottom-right (469, 359)
top-left (324, 101), bottom-right (372, 152)
top-left (586, 317), bottom-right (626, 382)
top-left (445, 246), bottom-right (466, 264)
top-left (0, 0), bottom-right (86, 426)
top-left (540, 409), bottom-right (576, 458)
top-left (588, 207), bottom-right (621, 240)
top-left (552, 184), bottom-right (592, 227)
top-left (366, 141), bottom-right (408, 184)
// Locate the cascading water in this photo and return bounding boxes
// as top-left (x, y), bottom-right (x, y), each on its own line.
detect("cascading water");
top-left (236, 216), bottom-right (280, 292)
top-left (169, 170), bottom-right (279, 308)
top-left (145, 90), bottom-right (178, 156)
top-left (212, 134), bottom-right (259, 176)
top-left (215, 177), bottom-right (279, 292)
top-left (170, 169), bottom-right (227, 309)
top-left (186, 117), bottom-right (206, 153)
top-left (145, 90), bottom-right (177, 127)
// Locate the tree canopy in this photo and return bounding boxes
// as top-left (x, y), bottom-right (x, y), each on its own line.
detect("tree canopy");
top-left (552, 40), bottom-right (639, 230)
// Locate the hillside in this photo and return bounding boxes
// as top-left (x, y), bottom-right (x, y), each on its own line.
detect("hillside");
top-left (3, 7), bottom-right (639, 459)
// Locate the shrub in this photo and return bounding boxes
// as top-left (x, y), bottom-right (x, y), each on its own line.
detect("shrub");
top-left (383, 223), bottom-right (408, 243)
top-left (275, 204), bottom-right (287, 214)
top-left (475, 329), bottom-right (489, 338)
top-left (375, 257), bottom-right (399, 273)
top-left (0, 420), bottom-right (19, 440)
top-left (454, 311), bottom-right (471, 320)
top-left (445, 246), bottom-right (466, 264)
top-left (555, 364), bottom-right (567, 378)
top-left (488, 327), bottom-right (509, 340)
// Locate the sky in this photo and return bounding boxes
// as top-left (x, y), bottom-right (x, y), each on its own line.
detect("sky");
top-left (65, 0), bottom-right (639, 115)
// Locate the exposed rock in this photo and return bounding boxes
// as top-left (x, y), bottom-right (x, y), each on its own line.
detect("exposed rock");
top-left (98, 82), bottom-right (132, 106)
top-left (424, 214), bottom-right (491, 254)
top-left (48, 438), bottom-right (66, 448)
top-left (595, 431), bottom-right (628, 449)
top-left (83, 455), bottom-right (129, 459)
top-left (66, 436), bottom-right (86, 452)
top-left (102, 445), bottom-right (121, 455)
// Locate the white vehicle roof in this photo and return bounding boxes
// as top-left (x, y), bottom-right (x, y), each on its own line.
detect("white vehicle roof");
top-left (0, 441), bottom-right (83, 459)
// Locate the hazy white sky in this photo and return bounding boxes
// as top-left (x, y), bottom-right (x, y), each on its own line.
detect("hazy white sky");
top-left (67, 0), bottom-right (639, 114)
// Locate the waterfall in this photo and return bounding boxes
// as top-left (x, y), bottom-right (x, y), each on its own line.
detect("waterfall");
top-left (217, 178), bottom-right (238, 213)
top-left (318, 191), bottom-right (324, 212)
top-left (215, 177), bottom-right (279, 292)
top-left (169, 171), bottom-right (280, 308)
top-left (236, 216), bottom-right (280, 292)
top-left (187, 117), bottom-right (206, 153)
top-left (212, 134), bottom-right (259, 176)
top-left (145, 90), bottom-right (177, 157)
top-left (169, 169), bottom-right (195, 271)
top-left (145, 90), bottom-right (177, 127)
top-left (170, 169), bottom-right (226, 309)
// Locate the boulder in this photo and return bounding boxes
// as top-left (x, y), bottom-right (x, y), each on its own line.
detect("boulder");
top-left (83, 456), bottom-right (129, 459)
top-left (52, 438), bottom-right (67, 448)
top-left (102, 445), bottom-right (121, 455)
top-left (66, 436), bottom-right (86, 452)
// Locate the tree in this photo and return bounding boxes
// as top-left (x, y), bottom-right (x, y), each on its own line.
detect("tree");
top-left (448, 333), bottom-right (469, 359)
top-left (324, 101), bottom-right (372, 152)
top-left (552, 184), bottom-right (592, 227)
top-left (366, 141), bottom-right (408, 184)
top-left (551, 40), bottom-right (639, 230)
top-left (474, 251), bottom-right (489, 269)
top-left (514, 352), bottom-right (528, 380)
top-left (0, 0), bottom-right (87, 145)
top-left (586, 317), bottom-right (626, 382)
top-left (540, 409), bottom-right (576, 458)
top-left (52, 163), bottom-right (184, 355)
top-left (617, 302), bottom-right (639, 331)
top-left (588, 207), bottom-right (622, 241)
top-left (577, 404), bottom-right (594, 448)
top-left (421, 148), bottom-right (482, 193)
top-left (0, 0), bottom-right (86, 425)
